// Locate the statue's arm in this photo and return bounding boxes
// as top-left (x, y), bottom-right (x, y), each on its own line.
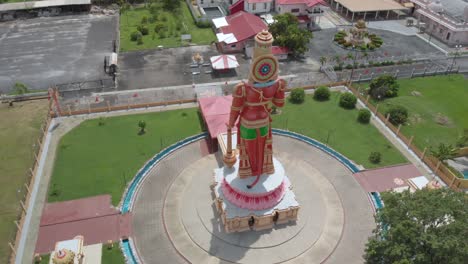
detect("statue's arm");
top-left (228, 83), bottom-right (245, 127)
top-left (272, 79), bottom-right (286, 108)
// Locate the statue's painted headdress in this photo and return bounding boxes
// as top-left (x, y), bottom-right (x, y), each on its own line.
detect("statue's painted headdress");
top-left (248, 30), bottom-right (279, 88)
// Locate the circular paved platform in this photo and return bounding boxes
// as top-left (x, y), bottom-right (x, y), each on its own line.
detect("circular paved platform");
top-left (131, 136), bottom-right (375, 264)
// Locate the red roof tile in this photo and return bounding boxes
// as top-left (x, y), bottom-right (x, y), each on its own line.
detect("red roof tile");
top-left (272, 46), bottom-right (290, 54)
top-left (229, 0), bottom-right (244, 14)
top-left (221, 11), bottom-right (268, 43)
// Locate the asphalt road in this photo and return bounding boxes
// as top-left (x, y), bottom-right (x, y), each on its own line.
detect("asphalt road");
top-left (0, 14), bottom-right (117, 93)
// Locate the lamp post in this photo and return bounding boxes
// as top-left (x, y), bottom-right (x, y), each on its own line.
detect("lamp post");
top-left (449, 45), bottom-right (462, 73)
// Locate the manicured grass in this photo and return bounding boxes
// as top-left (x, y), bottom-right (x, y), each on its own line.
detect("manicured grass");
top-left (102, 243), bottom-right (125, 264)
top-left (0, 100), bottom-right (49, 264)
top-left (120, 2), bottom-right (216, 51)
top-left (361, 75), bottom-right (468, 150)
top-left (48, 109), bottom-right (204, 205)
top-left (272, 93), bottom-right (407, 168)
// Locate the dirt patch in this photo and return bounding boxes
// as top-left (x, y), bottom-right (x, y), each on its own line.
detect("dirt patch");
top-left (409, 113), bottom-right (423, 124)
top-left (433, 112), bottom-right (454, 127)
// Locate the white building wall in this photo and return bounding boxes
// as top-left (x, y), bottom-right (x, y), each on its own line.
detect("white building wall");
top-left (245, 1), bottom-right (272, 14)
top-left (276, 4), bottom-right (308, 16)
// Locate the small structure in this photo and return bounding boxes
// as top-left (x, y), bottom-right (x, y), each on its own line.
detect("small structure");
top-left (50, 236), bottom-right (84, 264)
top-left (181, 34), bottom-right (192, 42)
top-left (276, 0), bottom-right (328, 30)
top-left (213, 11), bottom-right (268, 53)
top-left (210, 55), bottom-right (240, 72)
top-left (271, 46), bottom-right (290, 60)
top-left (198, 95), bottom-right (235, 152)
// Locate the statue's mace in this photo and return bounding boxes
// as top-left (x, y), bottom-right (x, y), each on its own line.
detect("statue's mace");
top-left (223, 125), bottom-right (237, 168)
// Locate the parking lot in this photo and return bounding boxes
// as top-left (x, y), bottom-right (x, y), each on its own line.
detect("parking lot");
top-left (0, 14), bottom-right (117, 93)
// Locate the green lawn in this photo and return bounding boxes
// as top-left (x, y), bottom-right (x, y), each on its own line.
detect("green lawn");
top-left (49, 95), bottom-right (407, 207)
top-left (102, 243), bottom-right (125, 264)
top-left (48, 109), bottom-right (204, 205)
top-left (0, 100), bottom-right (49, 263)
top-left (120, 2), bottom-right (216, 51)
top-left (272, 93), bottom-right (407, 168)
top-left (362, 75), bottom-right (468, 150)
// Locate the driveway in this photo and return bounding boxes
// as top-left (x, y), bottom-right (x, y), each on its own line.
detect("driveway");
top-left (0, 14), bottom-right (117, 93)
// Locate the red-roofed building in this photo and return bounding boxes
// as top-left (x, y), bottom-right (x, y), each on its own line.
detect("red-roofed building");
top-left (213, 11), bottom-right (268, 53)
top-left (229, 0), bottom-right (245, 14)
top-left (276, 0), bottom-right (328, 30)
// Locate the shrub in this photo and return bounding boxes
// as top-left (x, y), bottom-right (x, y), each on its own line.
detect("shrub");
top-left (161, 15), bottom-right (167, 22)
top-left (154, 22), bottom-right (165, 33)
top-left (345, 64), bottom-right (353, 69)
top-left (357, 109), bottom-right (371, 124)
top-left (339, 92), bottom-right (357, 109)
top-left (334, 65), bottom-right (342, 71)
top-left (176, 23), bottom-right (182, 31)
top-left (148, 16), bottom-right (156, 23)
top-left (137, 25), bottom-right (149, 35)
top-left (313, 86), bottom-right (330, 101)
top-left (130, 31), bottom-right (142, 42)
top-left (343, 42), bottom-right (352, 48)
top-left (196, 20), bottom-right (212, 28)
top-left (386, 105), bottom-right (408, 125)
top-left (141, 16), bottom-right (148, 24)
top-left (369, 151), bottom-right (381, 164)
top-left (159, 31), bottom-right (166, 38)
top-left (368, 44), bottom-right (375, 50)
top-left (290, 88), bottom-right (305, 104)
top-left (369, 75), bottom-right (399, 100)
top-left (137, 38), bottom-right (143, 45)
top-left (360, 45), bottom-right (367, 51)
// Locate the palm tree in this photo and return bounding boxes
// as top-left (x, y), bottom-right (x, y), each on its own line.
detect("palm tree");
top-left (138, 120), bottom-right (147, 134)
top-left (319, 56), bottom-right (327, 66)
top-left (430, 143), bottom-right (457, 163)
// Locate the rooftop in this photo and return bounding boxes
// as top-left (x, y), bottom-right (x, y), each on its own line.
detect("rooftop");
top-left (335, 0), bottom-right (407, 12)
top-left (0, 0), bottom-right (91, 12)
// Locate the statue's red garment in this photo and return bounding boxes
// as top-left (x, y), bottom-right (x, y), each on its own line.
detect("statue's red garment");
top-left (228, 80), bottom-right (286, 178)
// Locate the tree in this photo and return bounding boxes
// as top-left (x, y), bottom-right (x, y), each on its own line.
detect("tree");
top-left (364, 188), bottom-right (468, 264)
top-left (319, 56), bottom-right (327, 66)
top-left (369, 75), bottom-right (399, 100)
top-left (162, 0), bottom-right (180, 11)
top-left (13, 82), bottom-right (28, 95)
top-left (289, 88), bottom-right (305, 104)
top-left (386, 105), bottom-right (408, 125)
top-left (430, 143), bottom-right (457, 163)
top-left (138, 120), bottom-right (147, 134)
top-left (313, 86), bottom-right (330, 101)
top-left (338, 92), bottom-right (357, 109)
top-left (269, 13), bottom-right (313, 57)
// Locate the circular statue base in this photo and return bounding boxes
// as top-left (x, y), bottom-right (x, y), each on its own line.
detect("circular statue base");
top-left (131, 136), bottom-right (375, 264)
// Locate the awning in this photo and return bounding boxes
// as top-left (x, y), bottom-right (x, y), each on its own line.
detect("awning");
top-left (216, 33), bottom-right (238, 44)
top-left (212, 17), bottom-right (229, 29)
top-left (210, 55), bottom-right (239, 70)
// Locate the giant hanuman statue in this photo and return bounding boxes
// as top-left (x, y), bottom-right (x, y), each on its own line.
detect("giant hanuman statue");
top-left (225, 30), bottom-right (286, 180)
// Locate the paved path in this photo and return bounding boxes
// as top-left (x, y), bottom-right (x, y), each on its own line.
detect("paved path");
top-left (132, 136), bottom-right (375, 264)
